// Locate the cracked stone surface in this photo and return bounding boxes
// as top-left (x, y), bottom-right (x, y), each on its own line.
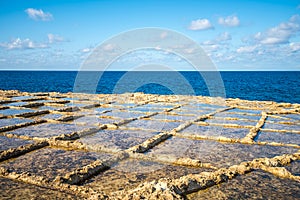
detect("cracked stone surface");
top-left (0, 90), bottom-right (299, 199)
top-left (187, 171), bottom-right (300, 200)
top-left (0, 177), bottom-right (79, 200)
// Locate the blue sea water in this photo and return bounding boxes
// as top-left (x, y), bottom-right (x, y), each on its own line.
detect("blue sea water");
top-left (0, 71), bottom-right (299, 103)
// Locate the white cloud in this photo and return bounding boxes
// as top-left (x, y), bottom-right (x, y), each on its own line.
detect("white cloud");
top-left (290, 42), bottom-right (300, 52)
top-left (253, 14), bottom-right (300, 45)
top-left (47, 34), bottom-right (64, 44)
top-left (202, 44), bottom-right (220, 52)
top-left (218, 15), bottom-right (240, 27)
top-left (216, 32), bottom-right (232, 42)
top-left (188, 19), bottom-right (214, 30)
top-left (81, 48), bottom-right (91, 53)
top-left (236, 45), bottom-right (258, 53)
top-left (0, 38), bottom-right (48, 50)
top-left (25, 8), bottom-right (53, 21)
top-left (201, 32), bottom-right (231, 53)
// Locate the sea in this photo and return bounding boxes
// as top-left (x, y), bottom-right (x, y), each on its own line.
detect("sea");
top-left (0, 71), bottom-right (299, 103)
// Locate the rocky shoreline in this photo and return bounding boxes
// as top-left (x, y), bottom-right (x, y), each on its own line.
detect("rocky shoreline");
top-left (0, 90), bottom-right (299, 199)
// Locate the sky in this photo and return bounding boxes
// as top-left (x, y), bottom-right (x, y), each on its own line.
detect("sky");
top-left (0, 0), bottom-right (300, 71)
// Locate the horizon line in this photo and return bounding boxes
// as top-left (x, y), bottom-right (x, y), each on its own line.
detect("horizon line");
top-left (0, 69), bottom-right (300, 72)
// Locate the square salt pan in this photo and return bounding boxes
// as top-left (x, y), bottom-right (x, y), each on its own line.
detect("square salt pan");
top-left (214, 112), bottom-right (261, 121)
top-left (151, 113), bottom-right (196, 121)
top-left (262, 122), bottom-right (300, 131)
top-left (187, 171), bottom-right (300, 200)
top-left (0, 147), bottom-right (112, 181)
top-left (231, 108), bottom-right (262, 114)
top-left (171, 109), bottom-right (207, 116)
top-left (0, 136), bottom-right (34, 152)
top-left (74, 116), bottom-right (121, 126)
top-left (79, 129), bottom-right (159, 151)
top-left (3, 102), bottom-right (28, 107)
top-left (39, 113), bottom-right (64, 120)
top-left (100, 111), bottom-right (146, 119)
top-left (84, 159), bottom-right (210, 194)
top-left (0, 108), bottom-right (35, 116)
top-left (186, 103), bottom-right (228, 110)
top-left (0, 118), bottom-right (34, 128)
top-left (0, 177), bottom-right (78, 200)
top-left (123, 119), bottom-right (181, 131)
top-left (11, 96), bottom-right (35, 100)
top-left (146, 137), bottom-right (297, 168)
top-left (130, 107), bottom-right (165, 113)
top-left (205, 118), bottom-right (257, 126)
top-left (274, 114), bottom-right (300, 121)
top-left (7, 123), bottom-right (89, 138)
top-left (256, 131), bottom-right (300, 145)
top-left (180, 124), bottom-right (249, 139)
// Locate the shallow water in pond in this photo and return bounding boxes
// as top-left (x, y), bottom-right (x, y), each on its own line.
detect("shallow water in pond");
top-left (214, 112), bottom-right (261, 120)
top-left (180, 124), bottom-right (250, 139)
top-left (130, 107), bottom-right (165, 113)
top-left (74, 116), bottom-right (120, 125)
top-left (0, 147), bottom-right (112, 181)
top-left (150, 113), bottom-right (196, 121)
top-left (0, 118), bottom-right (34, 128)
top-left (0, 136), bottom-right (34, 152)
top-left (79, 129), bottom-right (158, 151)
top-left (100, 111), bottom-right (146, 119)
top-left (0, 177), bottom-right (78, 200)
top-left (205, 118), bottom-right (257, 126)
top-left (262, 122), bottom-right (300, 130)
top-left (146, 137), bottom-right (297, 168)
top-left (187, 170), bottom-right (300, 200)
top-left (256, 131), bottom-right (300, 145)
top-left (11, 96), bottom-right (35, 100)
top-left (123, 119), bottom-right (181, 131)
top-left (84, 158), bottom-right (212, 194)
top-left (0, 108), bottom-right (35, 116)
top-left (7, 123), bottom-right (89, 138)
top-left (3, 102), bottom-right (28, 107)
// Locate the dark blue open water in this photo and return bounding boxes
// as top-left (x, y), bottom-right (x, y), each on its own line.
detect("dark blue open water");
top-left (0, 71), bottom-right (299, 103)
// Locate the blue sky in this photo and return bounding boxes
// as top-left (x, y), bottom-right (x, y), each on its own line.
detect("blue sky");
top-left (0, 0), bottom-right (300, 71)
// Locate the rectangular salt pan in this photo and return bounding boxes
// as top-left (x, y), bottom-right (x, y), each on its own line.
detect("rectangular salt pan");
top-left (256, 131), bottom-right (300, 145)
top-left (84, 159), bottom-right (209, 194)
top-left (0, 108), bottom-right (35, 116)
top-left (7, 123), bottom-right (89, 138)
top-left (214, 112), bottom-right (261, 120)
top-left (146, 137), bottom-right (297, 168)
top-left (75, 116), bottom-right (121, 125)
top-left (262, 123), bottom-right (300, 131)
top-left (0, 147), bottom-right (112, 181)
top-left (0, 118), bottom-right (34, 128)
top-left (151, 113), bottom-right (196, 121)
top-left (0, 177), bottom-right (78, 199)
top-left (187, 171), bottom-right (300, 200)
top-left (3, 102), bottom-right (28, 107)
top-left (180, 124), bottom-right (250, 139)
top-left (123, 119), bottom-right (181, 131)
top-left (205, 118), bottom-right (257, 126)
top-left (100, 111), bottom-right (146, 119)
top-left (79, 129), bottom-right (158, 151)
top-left (0, 136), bottom-right (34, 152)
